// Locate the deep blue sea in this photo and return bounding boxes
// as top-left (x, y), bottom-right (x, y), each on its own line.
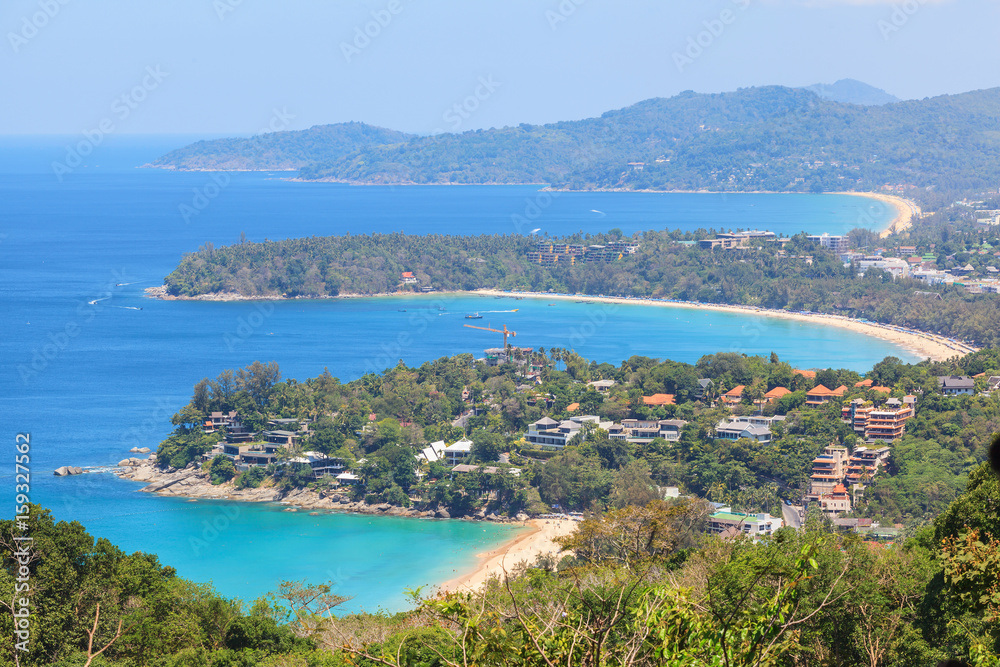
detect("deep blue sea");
top-left (0, 135), bottom-right (907, 612)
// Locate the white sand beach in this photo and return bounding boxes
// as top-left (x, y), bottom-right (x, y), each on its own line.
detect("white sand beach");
top-left (439, 518), bottom-right (577, 594)
top-left (472, 289), bottom-right (976, 362)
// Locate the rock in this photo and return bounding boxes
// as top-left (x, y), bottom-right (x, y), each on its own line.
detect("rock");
top-left (129, 447), bottom-right (141, 453)
top-left (435, 509), bottom-right (451, 519)
top-left (148, 453), bottom-right (157, 461)
top-left (118, 459), bottom-right (133, 467)
top-left (54, 466), bottom-right (84, 476)
top-left (138, 447), bottom-right (150, 453)
top-left (516, 513), bottom-right (529, 522)
top-left (69, 466), bottom-right (83, 475)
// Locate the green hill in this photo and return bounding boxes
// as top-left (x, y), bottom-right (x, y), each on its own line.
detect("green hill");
top-left (146, 121), bottom-right (413, 171)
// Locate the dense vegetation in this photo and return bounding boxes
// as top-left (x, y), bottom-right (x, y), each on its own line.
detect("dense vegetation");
top-left (152, 86), bottom-right (1000, 199)
top-left (147, 121), bottom-right (412, 171)
top-left (158, 344), bottom-right (1000, 527)
top-left (5, 467), bottom-right (1000, 665)
top-left (164, 221), bottom-right (1000, 347)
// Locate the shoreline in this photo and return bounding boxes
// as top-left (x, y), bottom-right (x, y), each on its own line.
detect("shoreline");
top-left (144, 286), bottom-right (975, 362)
top-left (470, 289), bottom-right (974, 362)
top-left (438, 518), bottom-right (577, 594)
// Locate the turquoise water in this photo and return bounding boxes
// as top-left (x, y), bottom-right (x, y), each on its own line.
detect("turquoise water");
top-left (0, 136), bottom-right (905, 611)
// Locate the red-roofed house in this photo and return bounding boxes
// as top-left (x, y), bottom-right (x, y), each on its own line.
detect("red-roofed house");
top-left (870, 386), bottom-right (891, 394)
top-left (566, 402), bottom-right (580, 413)
top-left (721, 385), bottom-right (745, 406)
top-left (832, 385), bottom-right (849, 396)
top-left (794, 369), bottom-right (817, 379)
top-left (764, 386), bottom-right (791, 401)
top-left (642, 394), bottom-right (675, 406)
top-left (818, 483), bottom-right (852, 518)
top-left (401, 271), bottom-right (418, 284)
top-left (806, 384), bottom-right (836, 406)
top-left (855, 379), bottom-right (873, 388)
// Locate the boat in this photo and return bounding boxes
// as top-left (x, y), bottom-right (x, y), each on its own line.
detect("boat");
top-left (398, 308), bottom-right (407, 312)
top-left (465, 313), bottom-right (483, 319)
top-left (548, 303), bottom-right (556, 306)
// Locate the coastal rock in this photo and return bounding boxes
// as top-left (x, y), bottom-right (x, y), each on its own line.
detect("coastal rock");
top-left (69, 466), bottom-right (83, 475)
top-left (53, 466), bottom-right (84, 476)
top-left (130, 447), bottom-right (141, 453)
top-left (118, 459), bottom-right (133, 467)
top-left (435, 509), bottom-right (451, 519)
top-left (138, 447), bottom-right (151, 453)
top-left (516, 513), bottom-right (529, 522)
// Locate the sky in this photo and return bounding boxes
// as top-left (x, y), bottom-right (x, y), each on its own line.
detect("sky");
top-left (1, 0), bottom-right (998, 136)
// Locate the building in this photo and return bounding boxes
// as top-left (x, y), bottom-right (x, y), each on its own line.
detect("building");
top-left (442, 439), bottom-right (474, 465)
top-left (817, 484), bottom-right (852, 518)
top-left (619, 418), bottom-right (688, 444)
top-left (587, 379), bottom-right (616, 392)
top-left (697, 378), bottom-right (714, 399)
top-left (721, 385), bottom-right (745, 406)
top-left (764, 386), bottom-right (791, 402)
top-left (805, 384), bottom-right (847, 406)
top-left (418, 441), bottom-right (447, 464)
top-left (842, 397), bottom-right (915, 442)
top-left (401, 271), bottom-right (418, 284)
top-left (708, 509), bottom-right (784, 539)
top-left (715, 418), bottom-right (775, 444)
top-left (808, 445), bottom-right (850, 499)
top-left (844, 447), bottom-right (891, 486)
top-left (807, 234), bottom-right (850, 254)
top-left (938, 375), bottom-right (975, 395)
top-left (642, 393), bottom-right (675, 406)
top-left (524, 415), bottom-right (611, 449)
top-left (857, 256), bottom-right (910, 279)
top-left (262, 430), bottom-right (302, 449)
top-left (699, 231), bottom-right (777, 250)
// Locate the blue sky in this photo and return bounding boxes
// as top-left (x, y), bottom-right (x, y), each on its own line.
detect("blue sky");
top-left (1, 0), bottom-right (997, 135)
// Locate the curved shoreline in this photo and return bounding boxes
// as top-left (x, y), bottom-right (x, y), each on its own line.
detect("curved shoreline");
top-left (469, 289), bottom-right (975, 362)
top-left (439, 518), bottom-right (577, 594)
top-left (144, 285), bottom-right (975, 362)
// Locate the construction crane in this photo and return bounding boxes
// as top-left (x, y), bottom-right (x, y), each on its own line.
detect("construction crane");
top-left (463, 323), bottom-right (517, 354)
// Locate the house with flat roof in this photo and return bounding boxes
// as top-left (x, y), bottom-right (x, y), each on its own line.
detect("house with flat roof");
top-left (587, 379), bottom-right (616, 392)
top-left (807, 445), bottom-right (849, 499)
top-left (443, 438), bottom-right (474, 465)
top-left (525, 415), bottom-right (611, 449)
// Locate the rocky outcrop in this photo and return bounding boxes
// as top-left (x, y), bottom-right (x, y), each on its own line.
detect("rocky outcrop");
top-left (117, 458), bottom-right (517, 522)
top-left (53, 466), bottom-right (83, 476)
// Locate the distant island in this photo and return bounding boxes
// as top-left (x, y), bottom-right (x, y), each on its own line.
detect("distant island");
top-left (146, 83), bottom-right (1000, 204)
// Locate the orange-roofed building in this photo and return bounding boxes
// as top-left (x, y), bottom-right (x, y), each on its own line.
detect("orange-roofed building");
top-left (818, 483), bottom-right (852, 518)
top-left (401, 271), bottom-right (417, 284)
top-left (764, 386), bottom-right (791, 401)
top-left (566, 402), bottom-right (580, 412)
top-left (806, 384), bottom-right (836, 406)
top-left (642, 393), bottom-right (675, 406)
top-left (870, 386), bottom-right (891, 394)
top-left (855, 379), bottom-right (873, 388)
top-left (721, 385), bottom-right (745, 405)
top-left (794, 369), bottom-right (817, 379)
top-left (832, 385), bottom-right (849, 396)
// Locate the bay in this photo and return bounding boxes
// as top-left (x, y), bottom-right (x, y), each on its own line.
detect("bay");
top-left (0, 136), bottom-right (907, 611)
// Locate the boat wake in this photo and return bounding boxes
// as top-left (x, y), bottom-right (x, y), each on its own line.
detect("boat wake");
top-left (87, 296), bottom-right (111, 305)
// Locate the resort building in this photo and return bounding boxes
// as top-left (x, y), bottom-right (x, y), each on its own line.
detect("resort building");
top-left (937, 375), bottom-right (975, 395)
top-left (807, 445), bottom-right (849, 499)
top-left (642, 393), bottom-right (675, 406)
top-left (587, 379), bottom-right (616, 392)
top-left (721, 385), bottom-right (745, 406)
top-left (708, 509), bottom-right (784, 539)
top-left (401, 271), bottom-right (418, 284)
top-left (844, 447), bottom-right (892, 487)
top-left (525, 415), bottom-right (612, 449)
top-left (817, 484), bottom-right (852, 518)
top-left (764, 386), bottom-right (791, 402)
top-left (805, 384), bottom-right (847, 406)
top-left (418, 441), bottom-right (447, 464)
top-left (714, 417), bottom-right (779, 444)
top-left (443, 439), bottom-right (474, 465)
top-left (842, 397), bottom-right (915, 442)
top-left (619, 418), bottom-right (688, 444)
top-left (807, 234), bottom-right (850, 254)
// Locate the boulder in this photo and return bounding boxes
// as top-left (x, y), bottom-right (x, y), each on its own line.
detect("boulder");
top-left (54, 466), bottom-right (84, 476)
top-left (516, 513), bottom-right (529, 522)
top-left (138, 447), bottom-right (151, 454)
top-left (129, 447), bottom-right (141, 453)
top-left (118, 459), bottom-right (133, 467)
top-left (435, 509), bottom-right (451, 519)
top-left (69, 466), bottom-right (83, 475)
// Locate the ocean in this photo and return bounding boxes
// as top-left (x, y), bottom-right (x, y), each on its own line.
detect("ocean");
top-left (0, 135), bottom-right (905, 611)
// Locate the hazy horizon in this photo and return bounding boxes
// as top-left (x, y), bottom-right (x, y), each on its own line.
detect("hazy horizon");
top-left (3, 0), bottom-right (998, 137)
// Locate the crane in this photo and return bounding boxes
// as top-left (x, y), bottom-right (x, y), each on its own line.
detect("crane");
top-left (463, 323), bottom-right (517, 354)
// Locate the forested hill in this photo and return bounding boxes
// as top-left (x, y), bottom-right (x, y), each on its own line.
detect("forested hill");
top-left (163, 227), bottom-right (1000, 347)
top-left (146, 121), bottom-right (413, 171)
top-left (150, 86), bottom-right (1000, 196)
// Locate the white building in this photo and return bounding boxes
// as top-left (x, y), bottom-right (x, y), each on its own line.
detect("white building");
top-left (807, 234), bottom-right (850, 254)
top-left (708, 509), bottom-right (784, 539)
top-left (857, 256), bottom-right (910, 279)
top-left (443, 439), bottom-right (474, 465)
top-left (525, 415), bottom-right (611, 449)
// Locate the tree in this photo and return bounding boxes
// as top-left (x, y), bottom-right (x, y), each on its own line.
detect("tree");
top-left (209, 455), bottom-right (237, 485)
top-left (236, 361), bottom-right (282, 409)
top-left (470, 430), bottom-right (505, 463)
top-left (609, 460), bottom-right (660, 509)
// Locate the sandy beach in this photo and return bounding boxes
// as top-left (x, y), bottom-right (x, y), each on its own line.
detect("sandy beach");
top-left (472, 289), bottom-right (976, 362)
top-left (439, 518), bottom-right (578, 594)
top-left (835, 191), bottom-right (921, 238)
